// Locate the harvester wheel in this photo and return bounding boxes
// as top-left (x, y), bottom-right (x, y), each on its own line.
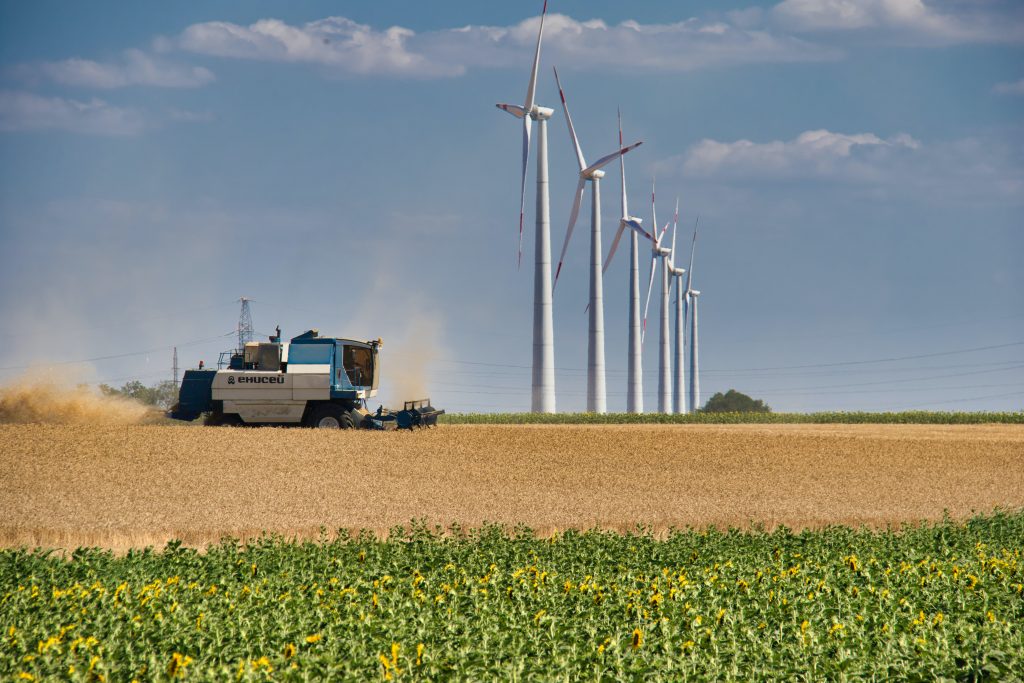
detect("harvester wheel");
top-left (205, 411), bottom-right (243, 427)
top-left (308, 404), bottom-right (353, 429)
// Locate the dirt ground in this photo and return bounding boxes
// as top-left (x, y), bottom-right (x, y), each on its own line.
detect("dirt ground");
top-left (1, 423), bottom-right (1022, 550)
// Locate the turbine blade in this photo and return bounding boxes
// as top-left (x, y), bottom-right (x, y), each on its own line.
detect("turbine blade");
top-left (583, 141), bottom-right (642, 176)
top-left (671, 197), bottom-right (679, 258)
top-left (651, 177), bottom-right (658, 247)
top-left (496, 103), bottom-right (527, 119)
top-left (552, 66), bottom-right (587, 171)
top-left (602, 221), bottom-right (626, 275)
top-left (553, 177), bottom-right (587, 291)
top-left (685, 216), bottom-right (698, 293)
top-left (523, 0), bottom-right (548, 113)
top-left (618, 108), bottom-right (627, 219)
top-left (517, 116), bottom-right (533, 268)
top-left (641, 253), bottom-right (657, 343)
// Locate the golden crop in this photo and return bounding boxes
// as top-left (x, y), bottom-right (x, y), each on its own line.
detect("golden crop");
top-left (1, 423), bottom-right (1022, 552)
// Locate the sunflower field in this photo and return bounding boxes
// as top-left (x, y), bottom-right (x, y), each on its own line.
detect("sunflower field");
top-left (3, 512), bottom-right (1022, 681)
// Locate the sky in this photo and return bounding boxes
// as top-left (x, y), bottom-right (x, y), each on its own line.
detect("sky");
top-left (0, 0), bottom-right (1022, 413)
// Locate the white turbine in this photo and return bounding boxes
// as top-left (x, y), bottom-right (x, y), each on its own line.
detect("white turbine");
top-left (552, 67), bottom-right (643, 414)
top-left (667, 201), bottom-right (690, 414)
top-left (495, 0), bottom-right (556, 413)
top-left (684, 224), bottom-right (700, 413)
top-left (641, 179), bottom-right (672, 413)
top-left (602, 110), bottom-right (652, 414)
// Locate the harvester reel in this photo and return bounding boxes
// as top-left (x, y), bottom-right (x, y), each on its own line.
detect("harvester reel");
top-left (363, 399), bottom-right (445, 430)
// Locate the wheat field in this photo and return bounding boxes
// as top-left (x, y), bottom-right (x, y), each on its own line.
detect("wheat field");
top-left (1, 423), bottom-right (1022, 551)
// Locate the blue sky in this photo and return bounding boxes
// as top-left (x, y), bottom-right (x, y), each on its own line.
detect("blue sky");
top-left (1, 0), bottom-right (1022, 412)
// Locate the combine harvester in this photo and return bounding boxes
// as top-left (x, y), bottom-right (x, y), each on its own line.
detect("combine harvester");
top-left (168, 329), bottom-right (443, 429)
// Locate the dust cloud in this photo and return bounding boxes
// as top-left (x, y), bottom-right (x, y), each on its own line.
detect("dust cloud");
top-left (0, 372), bottom-right (155, 425)
top-left (382, 314), bottom-right (442, 409)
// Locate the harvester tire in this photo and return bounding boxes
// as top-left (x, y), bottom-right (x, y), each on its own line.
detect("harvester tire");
top-left (205, 411), bottom-right (243, 427)
top-left (308, 404), bottom-right (353, 430)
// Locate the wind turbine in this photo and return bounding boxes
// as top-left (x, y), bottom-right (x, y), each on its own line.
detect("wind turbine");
top-left (495, 0), bottom-right (556, 413)
top-left (602, 110), bottom-right (652, 414)
top-left (641, 179), bottom-right (672, 413)
top-left (552, 67), bottom-right (643, 413)
top-left (684, 224), bottom-right (700, 413)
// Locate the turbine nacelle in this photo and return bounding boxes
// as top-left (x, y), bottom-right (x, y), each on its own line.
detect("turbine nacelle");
top-left (620, 216), bottom-right (649, 240)
top-left (583, 168), bottom-right (606, 181)
top-left (495, 103), bottom-right (554, 121)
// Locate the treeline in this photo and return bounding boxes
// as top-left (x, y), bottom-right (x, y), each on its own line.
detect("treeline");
top-left (98, 380), bottom-right (177, 410)
top-left (440, 411), bottom-right (1024, 425)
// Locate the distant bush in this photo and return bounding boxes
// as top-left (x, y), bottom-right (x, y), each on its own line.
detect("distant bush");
top-left (700, 389), bottom-right (771, 413)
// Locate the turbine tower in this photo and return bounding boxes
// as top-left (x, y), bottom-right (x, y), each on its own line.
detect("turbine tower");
top-left (684, 226), bottom-right (700, 413)
top-left (238, 297), bottom-right (254, 352)
top-left (172, 346), bottom-right (179, 391)
top-left (552, 67), bottom-right (642, 413)
top-left (602, 110), bottom-right (651, 414)
top-left (496, 0), bottom-right (556, 413)
top-left (641, 180), bottom-right (672, 413)
top-left (667, 203), bottom-right (691, 414)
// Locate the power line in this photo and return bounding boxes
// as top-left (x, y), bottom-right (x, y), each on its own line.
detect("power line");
top-left (0, 332), bottom-right (235, 372)
top-left (392, 340), bottom-right (1024, 375)
top-left (706, 341), bottom-right (1024, 372)
top-left (732, 363), bottom-right (1024, 394)
top-left (0, 300), bottom-right (239, 342)
top-left (885, 391), bottom-right (1024, 410)
top-left (426, 359), bottom-right (1024, 383)
top-left (735, 312), bottom-right (1024, 345)
top-left (425, 380), bottom-right (1024, 399)
top-left (434, 360), bottom-right (1024, 393)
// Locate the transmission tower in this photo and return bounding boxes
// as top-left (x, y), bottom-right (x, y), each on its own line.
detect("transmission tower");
top-left (238, 297), bottom-right (254, 351)
top-left (172, 346), bottom-right (179, 389)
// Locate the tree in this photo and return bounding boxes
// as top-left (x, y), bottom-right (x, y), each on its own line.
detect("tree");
top-left (99, 380), bottom-right (178, 410)
top-left (701, 389), bottom-right (771, 413)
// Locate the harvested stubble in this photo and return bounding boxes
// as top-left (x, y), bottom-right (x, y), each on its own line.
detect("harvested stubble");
top-left (1, 423), bottom-right (1022, 551)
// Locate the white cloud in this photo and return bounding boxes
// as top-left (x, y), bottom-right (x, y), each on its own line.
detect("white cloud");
top-left (679, 129), bottom-right (920, 180)
top-left (0, 90), bottom-right (146, 136)
top-left (13, 49), bottom-right (214, 88)
top-left (0, 91), bottom-right (210, 136)
top-left (993, 78), bottom-right (1024, 95)
top-left (427, 13), bottom-right (837, 72)
top-left (772, 0), bottom-right (1024, 44)
top-left (171, 17), bottom-right (462, 77)
top-left (166, 13), bottom-right (836, 78)
top-left (660, 128), bottom-right (1022, 205)
top-left (167, 108), bottom-right (214, 123)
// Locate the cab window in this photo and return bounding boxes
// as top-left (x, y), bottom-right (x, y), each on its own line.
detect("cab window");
top-left (343, 345), bottom-right (373, 387)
